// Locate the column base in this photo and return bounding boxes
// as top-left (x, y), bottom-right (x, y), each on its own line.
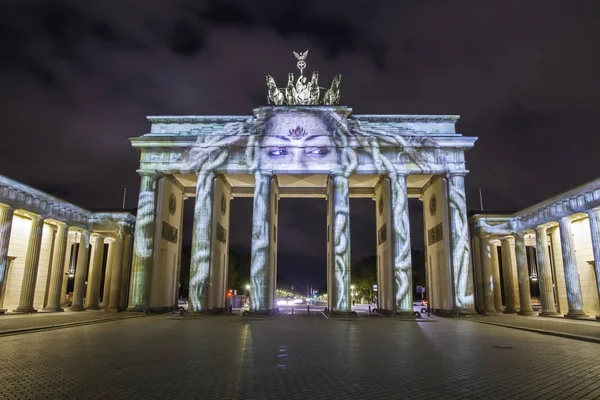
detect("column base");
top-left (329, 310), bottom-right (359, 318)
top-left (503, 310), bottom-right (518, 314)
top-left (564, 311), bottom-right (589, 318)
top-left (69, 305), bottom-right (86, 312)
top-left (126, 306), bottom-right (146, 312)
top-left (596, 315), bottom-right (600, 321)
top-left (373, 308), bottom-right (394, 316)
top-left (105, 307), bottom-right (120, 313)
top-left (394, 310), bottom-right (417, 317)
top-left (242, 310), bottom-right (272, 317)
top-left (518, 310), bottom-right (538, 316)
top-left (0, 308), bottom-right (6, 314)
top-left (483, 309), bottom-right (501, 315)
top-left (12, 307), bottom-right (37, 313)
top-left (456, 310), bottom-right (478, 316)
top-left (40, 307), bottom-right (64, 313)
top-left (86, 305), bottom-right (102, 310)
top-left (539, 310), bottom-right (560, 317)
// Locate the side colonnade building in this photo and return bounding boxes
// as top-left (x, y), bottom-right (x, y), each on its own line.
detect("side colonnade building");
top-left (0, 175), bottom-right (136, 314)
top-left (469, 178), bottom-right (600, 320)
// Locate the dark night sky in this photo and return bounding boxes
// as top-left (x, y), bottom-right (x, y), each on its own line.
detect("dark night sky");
top-left (1, 1), bottom-right (599, 289)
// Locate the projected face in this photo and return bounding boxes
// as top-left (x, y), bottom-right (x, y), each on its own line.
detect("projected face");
top-left (260, 112), bottom-right (337, 170)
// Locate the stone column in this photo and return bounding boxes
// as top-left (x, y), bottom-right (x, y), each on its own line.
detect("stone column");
top-left (558, 217), bottom-right (588, 317)
top-left (189, 170), bottom-right (215, 312)
top-left (101, 241), bottom-right (115, 307)
top-left (447, 172), bottom-right (476, 313)
top-left (107, 230), bottom-right (124, 311)
top-left (500, 238), bottom-right (518, 313)
top-left (0, 205), bottom-right (14, 313)
top-left (389, 172), bottom-right (412, 314)
top-left (14, 215), bottom-right (45, 313)
top-left (43, 223), bottom-right (69, 312)
top-left (472, 235), bottom-right (484, 314)
top-left (479, 235), bottom-right (496, 314)
top-left (128, 171), bottom-right (158, 311)
top-left (119, 231), bottom-right (133, 310)
top-left (490, 242), bottom-right (503, 312)
top-left (535, 226), bottom-right (559, 316)
top-left (328, 173), bottom-right (352, 313)
top-left (60, 235), bottom-right (74, 307)
top-left (586, 207), bottom-right (600, 320)
top-left (70, 230), bottom-right (91, 311)
top-left (85, 235), bottom-right (105, 310)
top-left (514, 232), bottom-right (535, 315)
top-left (249, 172), bottom-right (273, 313)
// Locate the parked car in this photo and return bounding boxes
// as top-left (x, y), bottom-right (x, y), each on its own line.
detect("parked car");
top-left (178, 299), bottom-right (188, 311)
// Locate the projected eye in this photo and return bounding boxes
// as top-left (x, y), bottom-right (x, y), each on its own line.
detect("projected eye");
top-left (306, 147), bottom-right (329, 157)
top-left (268, 148), bottom-right (289, 157)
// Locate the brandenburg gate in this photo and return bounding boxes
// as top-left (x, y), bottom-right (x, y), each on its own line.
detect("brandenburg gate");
top-left (127, 51), bottom-right (478, 315)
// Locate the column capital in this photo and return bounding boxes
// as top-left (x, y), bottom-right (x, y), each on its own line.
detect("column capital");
top-left (535, 225), bottom-right (548, 235)
top-left (559, 215), bottom-right (575, 224)
top-left (586, 207), bottom-right (600, 217)
top-left (446, 170), bottom-right (469, 178)
top-left (136, 169), bottom-right (160, 179)
top-left (513, 231), bottom-right (526, 240)
top-left (91, 233), bottom-right (106, 241)
top-left (388, 170), bottom-right (409, 179)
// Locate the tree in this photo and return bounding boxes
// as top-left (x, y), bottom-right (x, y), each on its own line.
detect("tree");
top-left (227, 249), bottom-right (251, 292)
top-left (351, 255), bottom-right (377, 302)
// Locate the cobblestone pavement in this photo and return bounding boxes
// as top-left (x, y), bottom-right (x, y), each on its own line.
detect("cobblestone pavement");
top-left (0, 310), bottom-right (144, 334)
top-left (1, 315), bottom-right (600, 400)
top-left (469, 314), bottom-right (600, 340)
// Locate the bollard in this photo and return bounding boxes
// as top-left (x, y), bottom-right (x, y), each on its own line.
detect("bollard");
top-left (292, 307), bottom-right (294, 315)
top-left (368, 305), bottom-right (371, 316)
top-left (307, 305), bottom-right (310, 315)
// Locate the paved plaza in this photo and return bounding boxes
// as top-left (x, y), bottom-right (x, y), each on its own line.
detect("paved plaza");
top-left (1, 314), bottom-right (599, 399)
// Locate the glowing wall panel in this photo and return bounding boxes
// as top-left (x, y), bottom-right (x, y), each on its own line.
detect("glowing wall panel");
top-left (374, 177), bottom-right (393, 312)
top-left (150, 177), bottom-right (183, 309)
top-left (4, 215), bottom-right (31, 310)
top-left (208, 176), bottom-right (232, 310)
top-left (423, 178), bottom-right (452, 311)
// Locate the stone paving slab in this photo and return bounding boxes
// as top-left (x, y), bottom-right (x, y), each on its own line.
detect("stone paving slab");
top-left (1, 315), bottom-right (600, 399)
top-left (0, 310), bottom-right (145, 335)
top-left (468, 314), bottom-right (600, 341)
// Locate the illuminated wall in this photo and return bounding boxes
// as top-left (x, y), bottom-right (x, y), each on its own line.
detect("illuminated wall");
top-left (208, 176), bottom-right (232, 310)
top-left (150, 177), bottom-right (183, 309)
top-left (374, 177), bottom-right (393, 312)
top-left (131, 107), bottom-right (478, 313)
top-left (4, 215), bottom-right (32, 310)
top-left (423, 177), bottom-right (453, 311)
